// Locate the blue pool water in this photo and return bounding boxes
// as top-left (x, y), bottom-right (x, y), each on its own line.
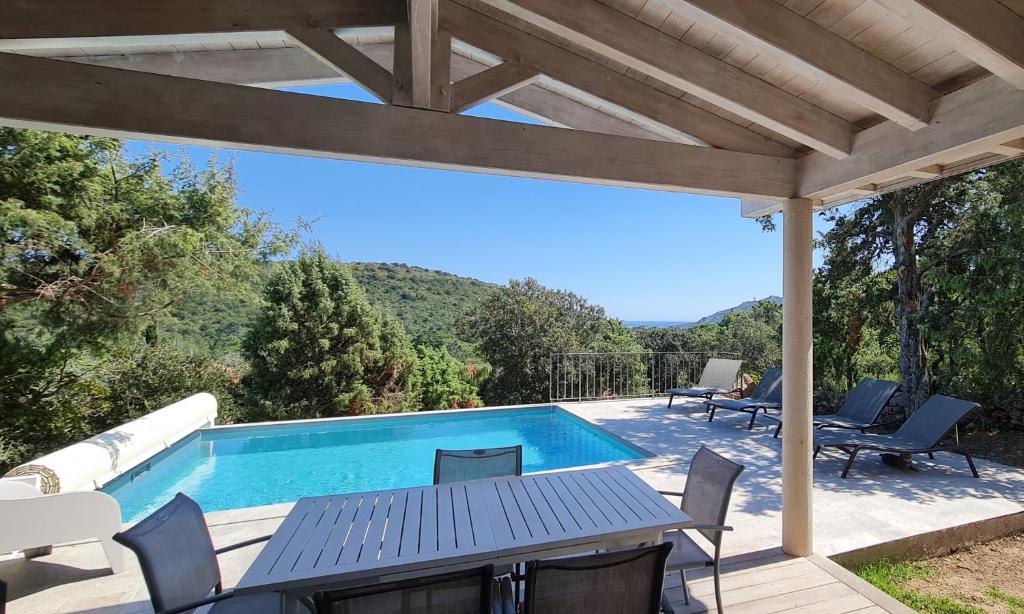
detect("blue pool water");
top-left (103, 407), bottom-right (649, 521)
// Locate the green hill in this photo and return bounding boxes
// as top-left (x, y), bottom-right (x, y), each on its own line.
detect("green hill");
top-left (160, 262), bottom-right (494, 356)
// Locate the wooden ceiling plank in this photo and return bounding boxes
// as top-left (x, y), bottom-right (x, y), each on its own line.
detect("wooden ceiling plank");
top-left (0, 52), bottom-right (796, 199)
top-left (285, 29), bottom-right (394, 102)
top-left (875, 0), bottom-right (1024, 88)
top-left (661, 0), bottom-right (937, 129)
top-left (476, 0), bottom-right (852, 157)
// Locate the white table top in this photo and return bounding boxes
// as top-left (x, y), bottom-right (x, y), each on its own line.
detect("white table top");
top-left (236, 465), bottom-right (691, 595)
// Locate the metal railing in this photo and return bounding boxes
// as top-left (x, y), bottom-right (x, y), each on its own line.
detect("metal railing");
top-left (548, 351), bottom-right (741, 402)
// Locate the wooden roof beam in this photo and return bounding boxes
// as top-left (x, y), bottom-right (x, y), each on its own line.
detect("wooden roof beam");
top-left (285, 29), bottom-right (394, 102)
top-left (0, 53), bottom-right (796, 199)
top-left (452, 62), bottom-right (540, 112)
top-left (395, 0), bottom-right (451, 110)
top-left (799, 76), bottom-right (1024, 200)
top-left (0, 0), bottom-right (405, 38)
top-left (661, 0), bottom-right (936, 129)
top-left (476, 0), bottom-right (852, 158)
top-left (442, 1), bottom-right (796, 158)
top-left (874, 0), bottom-right (1024, 89)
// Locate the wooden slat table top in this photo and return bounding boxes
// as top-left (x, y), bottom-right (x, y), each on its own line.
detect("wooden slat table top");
top-left (236, 465), bottom-right (691, 595)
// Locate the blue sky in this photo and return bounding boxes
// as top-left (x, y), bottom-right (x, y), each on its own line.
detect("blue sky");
top-left (125, 83), bottom-right (831, 322)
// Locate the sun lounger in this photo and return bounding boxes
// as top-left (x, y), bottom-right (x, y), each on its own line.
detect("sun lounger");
top-left (666, 358), bottom-right (743, 408)
top-left (705, 368), bottom-right (782, 430)
top-left (768, 378), bottom-right (899, 438)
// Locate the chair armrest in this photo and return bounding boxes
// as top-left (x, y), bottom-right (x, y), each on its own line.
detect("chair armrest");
top-left (657, 490), bottom-right (685, 498)
top-left (688, 524), bottom-right (733, 532)
top-left (215, 534), bottom-right (271, 554)
top-left (159, 589), bottom-right (234, 614)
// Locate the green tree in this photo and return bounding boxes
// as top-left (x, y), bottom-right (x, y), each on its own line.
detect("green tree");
top-left (463, 278), bottom-right (644, 405)
top-left (0, 128), bottom-right (289, 469)
top-left (242, 248), bottom-right (419, 419)
top-left (415, 345), bottom-right (481, 410)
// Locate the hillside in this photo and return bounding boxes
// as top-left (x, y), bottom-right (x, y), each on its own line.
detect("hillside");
top-left (161, 262), bottom-right (494, 355)
top-left (348, 263), bottom-right (495, 346)
top-left (681, 295), bottom-right (783, 328)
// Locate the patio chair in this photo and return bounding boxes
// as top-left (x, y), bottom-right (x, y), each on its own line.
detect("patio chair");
top-left (814, 394), bottom-right (980, 479)
top-left (666, 358), bottom-right (743, 409)
top-left (706, 368), bottom-right (783, 430)
top-left (768, 378), bottom-right (900, 438)
top-left (113, 492), bottom-right (311, 614)
top-left (657, 446), bottom-right (744, 614)
top-left (315, 564), bottom-right (496, 614)
top-left (500, 542), bottom-right (672, 614)
top-left (433, 445), bottom-right (523, 484)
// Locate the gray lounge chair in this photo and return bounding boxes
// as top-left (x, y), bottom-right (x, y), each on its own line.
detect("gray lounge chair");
top-left (315, 564), bottom-right (496, 614)
top-left (113, 493), bottom-right (311, 614)
top-left (769, 378), bottom-right (900, 438)
top-left (505, 543), bottom-right (673, 614)
top-left (657, 446), bottom-right (744, 614)
top-left (814, 394), bottom-right (980, 478)
top-left (706, 368), bottom-right (783, 430)
top-left (666, 358), bottom-right (743, 408)
top-left (433, 445), bottom-right (523, 484)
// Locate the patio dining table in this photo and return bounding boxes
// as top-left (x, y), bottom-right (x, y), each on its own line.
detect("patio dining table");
top-left (235, 464), bottom-right (692, 613)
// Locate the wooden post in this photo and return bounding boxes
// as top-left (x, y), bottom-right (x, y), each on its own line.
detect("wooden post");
top-left (782, 197), bottom-right (814, 557)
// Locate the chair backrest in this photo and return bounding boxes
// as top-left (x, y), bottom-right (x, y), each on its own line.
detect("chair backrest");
top-left (697, 358), bottom-right (743, 390)
top-left (895, 395), bottom-right (979, 448)
top-left (113, 493), bottom-right (221, 613)
top-left (523, 543), bottom-right (672, 614)
top-left (433, 446), bottom-right (522, 484)
top-left (681, 446), bottom-right (745, 546)
top-left (318, 564), bottom-right (495, 614)
top-left (838, 378), bottom-right (900, 424)
top-left (750, 368), bottom-right (783, 404)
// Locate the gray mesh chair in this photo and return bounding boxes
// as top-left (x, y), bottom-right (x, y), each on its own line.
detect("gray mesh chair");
top-left (658, 446), bottom-right (744, 614)
top-left (516, 543), bottom-right (673, 614)
top-left (770, 378), bottom-right (900, 438)
top-left (315, 564), bottom-right (495, 614)
top-left (814, 394), bottom-right (980, 478)
top-left (113, 493), bottom-right (302, 614)
top-left (433, 446), bottom-right (523, 484)
top-left (666, 358), bottom-right (743, 409)
top-left (706, 368), bottom-right (783, 430)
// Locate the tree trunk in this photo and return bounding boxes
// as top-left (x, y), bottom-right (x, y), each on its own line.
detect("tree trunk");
top-left (891, 197), bottom-right (931, 412)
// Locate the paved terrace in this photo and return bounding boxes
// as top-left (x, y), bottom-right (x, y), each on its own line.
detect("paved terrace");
top-left (7, 397), bottom-right (1024, 613)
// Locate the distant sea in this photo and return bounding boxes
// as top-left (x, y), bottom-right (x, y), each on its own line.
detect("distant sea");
top-left (623, 321), bottom-right (693, 328)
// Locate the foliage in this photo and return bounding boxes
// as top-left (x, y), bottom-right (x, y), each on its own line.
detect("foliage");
top-left (349, 262), bottom-right (493, 357)
top-left (242, 248), bottom-right (420, 420)
top-left (815, 160), bottom-right (1024, 422)
top-left (463, 278), bottom-right (644, 405)
top-left (853, 560), bottom-right (985, 614)
top-left (0, 129), bottom-right (291, 470)
top-left (415, 345), bottom-right (482, 410)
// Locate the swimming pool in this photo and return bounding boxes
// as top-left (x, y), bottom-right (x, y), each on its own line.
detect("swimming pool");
top-left (102, 406), bottom-right (650, 521)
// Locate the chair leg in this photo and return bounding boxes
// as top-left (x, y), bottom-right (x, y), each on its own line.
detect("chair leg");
top-left (927, 452), bottom-right (935, 459)
top-left (680, 569), bottom-right (689, 605)
top-left (713, 560), bottom-right (724, 614)
top-left (813, 445), bottom-right (821, 459)
top-left (668, 394), bottom-right (675, 409)
top-left (840, 447), bottom-right (861, 479)
top-left (747, 408), bottom-right (759, 430)
top-left (773, 421), bottom-right (782, 438)
top-left (708, 406), bottom-right (717, 422)
top-left (960, 450), bottom-right (980, 478)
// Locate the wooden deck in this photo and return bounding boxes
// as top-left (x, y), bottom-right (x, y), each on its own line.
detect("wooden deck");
top-left (662, 549), bottom-right (914, 614)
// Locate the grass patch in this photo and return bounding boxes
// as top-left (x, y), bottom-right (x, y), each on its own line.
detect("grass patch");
top-left (853, 560), bottom-right (984, 614)
top-left (987, 587), bottom-right (1024, 613)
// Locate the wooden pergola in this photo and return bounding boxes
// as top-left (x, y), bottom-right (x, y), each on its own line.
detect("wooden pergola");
top-left (2, 0), bottom-right (1023, 557)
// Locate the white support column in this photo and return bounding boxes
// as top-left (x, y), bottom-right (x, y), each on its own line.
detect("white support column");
top-left (782, 197), bottom-right (814, 557)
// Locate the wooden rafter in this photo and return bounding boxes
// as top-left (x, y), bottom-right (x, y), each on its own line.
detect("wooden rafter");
top-left (451, 62), bottom-right (539, 112)
top-left (660, 0), bottom-right (937, 129)
top-left (285, 29), bottom-right (394, 102)
top-left (475, 0), bottom-right (852, 158)
top-left (0, 53), bottom-right (796, 199)
top-left (441, 1), bottom-right (796, 158)
top-left (395, 0), bottom-right (452, 110)
top-left (874, 0), bottom-right (1024, 89)
top-left (0, 0), bottom-right (405, 38)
